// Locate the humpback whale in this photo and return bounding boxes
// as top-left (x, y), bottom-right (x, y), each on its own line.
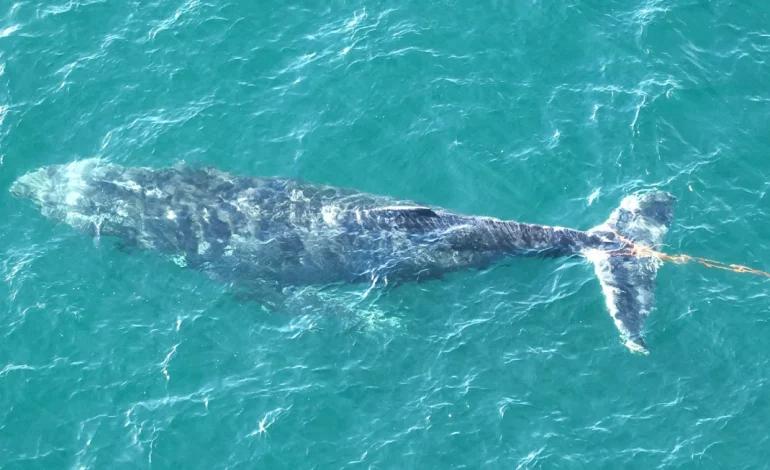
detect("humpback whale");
top-left (10, 159), bottom-right (676, 353)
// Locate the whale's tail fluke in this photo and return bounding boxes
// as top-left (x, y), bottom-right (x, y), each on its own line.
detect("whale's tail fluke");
top-left (585, 191), bottom-right (677, 354)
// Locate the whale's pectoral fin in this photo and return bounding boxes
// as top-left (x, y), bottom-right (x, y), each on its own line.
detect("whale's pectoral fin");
top-left (586, 191), bottom-right (676, 354)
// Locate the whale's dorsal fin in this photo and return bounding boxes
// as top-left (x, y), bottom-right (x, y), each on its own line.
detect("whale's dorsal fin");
top-left (586, 191), bottom-right (677, 354)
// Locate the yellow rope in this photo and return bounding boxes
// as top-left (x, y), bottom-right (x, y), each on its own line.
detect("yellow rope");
top-left (610, 231), bottom-right (770, 279)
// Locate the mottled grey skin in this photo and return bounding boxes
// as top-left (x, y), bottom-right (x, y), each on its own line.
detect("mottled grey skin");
top-left (9, 160), bottom-right (607, 285)
top-left (10, 159), bottom-right (676, 353)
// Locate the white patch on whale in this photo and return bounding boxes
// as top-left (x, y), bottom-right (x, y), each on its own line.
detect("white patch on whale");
top-left (321, 205), bottom-right (339, 225)
top-left (65, 191), bottom-right (81, 205)
top-left (620, 194), bottom-right (641, 212)
top-left (170, 254), bottom-right (187, 267)
top-left (114, 180), bottom-right (142, 192)
top-left (62, 159), bottom-right (94, 191)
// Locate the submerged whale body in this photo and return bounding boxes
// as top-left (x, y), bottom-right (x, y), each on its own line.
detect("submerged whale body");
top-left (10, 159), bottom-right (676, 353)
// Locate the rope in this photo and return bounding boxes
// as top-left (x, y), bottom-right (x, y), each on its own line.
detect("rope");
top-left (609, 231), bottom-right (770, 279)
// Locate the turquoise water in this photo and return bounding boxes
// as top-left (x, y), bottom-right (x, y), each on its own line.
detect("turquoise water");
top-left (2, 0), bottom-right (770, 468)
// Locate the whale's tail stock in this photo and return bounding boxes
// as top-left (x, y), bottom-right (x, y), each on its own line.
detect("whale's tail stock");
top-left (584, 191), bottom-right (677, 354)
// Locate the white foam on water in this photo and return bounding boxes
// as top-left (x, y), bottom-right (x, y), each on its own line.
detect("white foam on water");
top-left (587, 188), bottom-right (601, 206)
top-left (0, 25), bottom-right (20, 38)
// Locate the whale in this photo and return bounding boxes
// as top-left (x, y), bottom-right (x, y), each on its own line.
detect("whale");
top-left (10, 159), bottom-right (676, 353)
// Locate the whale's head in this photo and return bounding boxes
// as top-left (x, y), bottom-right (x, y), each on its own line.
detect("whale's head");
top-left (12, 165), bottom-right (63, 206)
top-left (10, 159), bottom-right (136, 234)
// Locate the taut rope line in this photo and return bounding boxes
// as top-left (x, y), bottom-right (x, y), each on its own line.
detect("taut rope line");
top-left (610, 231), bottom-right (770, 279)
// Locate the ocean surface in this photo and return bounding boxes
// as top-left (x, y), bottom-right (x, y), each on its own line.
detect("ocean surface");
top-left (2, 1), bottom-right (770, 468)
